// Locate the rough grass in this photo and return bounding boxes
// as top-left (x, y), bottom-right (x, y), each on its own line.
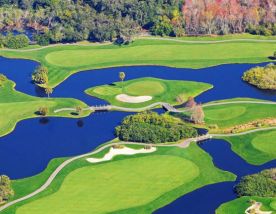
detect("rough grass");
top-left (221, 129), bottom-right (276, 165)
top-left (0, 78), bottom-right (91, 137)
top-left (216, 196), bottom-right (276, 214)
top-left (1, 37), bottom-right (276, 87)
top-left (85, 77), bottom-right (212, 108)
top-left (3, 144), bottom-right (235, 214)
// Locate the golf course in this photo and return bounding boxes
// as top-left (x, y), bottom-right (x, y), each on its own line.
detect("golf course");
top-left (2, 144), bottom-right (235, 214)
top-left (85, 77), bottom-right (212, 108)
top-left (0, 37), bottom-right (276, 88)
top-left (0, 35), bottom-right (275, 214)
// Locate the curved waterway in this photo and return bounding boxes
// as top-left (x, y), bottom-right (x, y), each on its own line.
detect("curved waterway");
top-left (0, 57), bottom-right (275, 213)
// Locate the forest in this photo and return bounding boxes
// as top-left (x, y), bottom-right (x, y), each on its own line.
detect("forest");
top-left (0, 0), bottom-right (276, 46)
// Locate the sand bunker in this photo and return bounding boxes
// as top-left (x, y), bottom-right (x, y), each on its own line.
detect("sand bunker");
top-left (116, 94), bottom-right (152, 103)
top-left (245, 202), bottom-right (272, 214)
top-left (87, 146), bottom-right (156, 163)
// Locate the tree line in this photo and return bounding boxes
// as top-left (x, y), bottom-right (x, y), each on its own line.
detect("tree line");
top-left (0, 0), bottom-right (276, 48)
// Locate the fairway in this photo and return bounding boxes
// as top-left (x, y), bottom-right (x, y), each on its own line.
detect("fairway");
top-left (222, 129), bottom-right (276, 165)
top-left (85, 77), bottom-right (212, 108)
top-left (252, 132), bottom-right (276, 155)
top-left (1, 38), bottom-right (276, 87)
top-left (16, 155), bottom-right (199, 214)
top-left (204, 101), bottom-right (276, 129)
top-left (2, 144), bottom-right (235, 214)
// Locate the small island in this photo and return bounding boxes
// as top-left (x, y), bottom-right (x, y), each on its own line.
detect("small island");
top-left (85, 77), bottom-right (212, 108)
top-left (242, 64), bottom-right (276, 90)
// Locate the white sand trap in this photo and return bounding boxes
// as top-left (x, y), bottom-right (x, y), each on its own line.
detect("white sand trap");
top-left (245, 202), bottom-right (272, 214)
top-left (86, 146), bottom-right (156, 163)
top-left (116, 94), bottom-right (152, 103)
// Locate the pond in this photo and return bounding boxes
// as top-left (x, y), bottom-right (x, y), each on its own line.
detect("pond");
top-left (0, 57), bottom-right (275, 213)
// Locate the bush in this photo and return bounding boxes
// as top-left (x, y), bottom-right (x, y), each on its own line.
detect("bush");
top-left (32, 66), bottom-right (48, 84)
top-left (235, 168), bottom-right (276, 197)
top-left (0, 175), bottom-right (14, 203)
top-left (5, 34), bottom-right (29, 49)
top-left (116, 111), bottom-right (198, 144)
top-left (242, 64), bottom-right (276, 90)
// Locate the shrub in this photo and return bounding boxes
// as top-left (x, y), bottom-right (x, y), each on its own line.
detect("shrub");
top-left (0, 175), bottom-right (14, 203)
top-left (38, 107), bottom-right (49, 116)
top-left (32, 66), bottom-right (48, 84)
top-left (242, 64), bottom-right (276, 90)
top-left (235, 168), bottom-right (276, 197)
top-left (5, 34), bottom-right (29, 49)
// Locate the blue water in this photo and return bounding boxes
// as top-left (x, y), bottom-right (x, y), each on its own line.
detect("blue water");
top-left (0, 57), bottom-right (275, 213)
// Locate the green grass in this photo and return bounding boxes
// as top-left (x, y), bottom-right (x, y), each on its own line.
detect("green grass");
top-left (221, 129), bottom-right (276, 165)
top-left (3, 144), bottom-right (235, 214)
top-left (85, 77), bottom-right (212, 108)
top-left (203, 100), bottom-right (276, 129)
top-left (1, 37), bottom-right (276, 87)
top-left (216, 196), bottom-right (276, 214)
top-left (0, 78), bottom-right (91, 137)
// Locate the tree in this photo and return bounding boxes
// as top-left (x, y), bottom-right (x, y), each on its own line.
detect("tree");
top-left (0, 175), bottom-right (14, 203)
top-left (32, 66), bottom-right (48, 85)
top-left (38, 106), bottom-right (49, 116)
top-left (190, 104), bottom-right (205, 124)
top-left (119, 72), bottom-right (126, 83)
top-left (185, 97), bottom-right (197, 109)
top-left (45, 86), bottom-right (53, 98)
top-left (75, 106), bottom-right (82, 115)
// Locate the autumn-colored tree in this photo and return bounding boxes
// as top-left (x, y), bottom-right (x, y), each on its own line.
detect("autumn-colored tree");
top-left (190, 104), bottom-right (205, 124)
top-left (185, 96), bottom-right (197, 109)
top-left (0, 175), bottom-right (14, 203)
top-left (38, 107), bottom-right (49, 116)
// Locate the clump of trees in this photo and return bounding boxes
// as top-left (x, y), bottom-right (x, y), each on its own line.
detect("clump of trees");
top-left (0, 33), bottom-right (29, 49)
top-left (0, 175), bottom-right (14, 204)
top-left (242, 63), bottom-right (276, 90)
top-left (32, 66), bottom-right (48, 85)
top-left (115, 111), bottom-right (198, 144)
top-left (235, 168), bottom-right (276, 197)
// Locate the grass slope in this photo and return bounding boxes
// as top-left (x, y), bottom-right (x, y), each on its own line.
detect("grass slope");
top-left (85, 77), bottom-right (212, 108)
top-left (3, 144), bottom-right (235, 214)
top-left (216, 196), bottom-right (276, 214)
top-left (221, 129), bottom-right (276, 165)
top-left (204, 101), bottom-right (276, 129)
top-left (0, 78), bottom-right (91, 137)
top-left (1, 37), bottom-right (276, 87)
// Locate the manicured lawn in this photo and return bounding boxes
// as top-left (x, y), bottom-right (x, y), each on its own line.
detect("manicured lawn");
top-left (85, 77), bottom-right (212, 108)
top-left (1, 37), bottom-right (276, 87)
top-left (203, 101), bottom-right (276, 129)
top-left (221, 129), bottom-right (276, 165)
top-left (3, 144), bottom-right (235, 214)
top-left (0, 78), bottom-right (91, 137)
top-left (216, 196), bottom-right (276, 214)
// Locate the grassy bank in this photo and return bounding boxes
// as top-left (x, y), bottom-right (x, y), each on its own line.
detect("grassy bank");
top-left (3, 144), bottom-right (235, 214)
top-left (216, 196), bottom-right (276, 214)
top-left (0, 78), bottom-right (91, 137)
top-left (85, 77), bottom-right (212, 108)
top-left (220, 129), bottom-right (276, 165)
top-left (1, 37), bottom-right (276, 88)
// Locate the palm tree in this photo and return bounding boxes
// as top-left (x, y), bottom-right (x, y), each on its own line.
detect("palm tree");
top-left (119, 72), bottom-right (126, 88)
top-left (45, 86), bottom-right (53, 98)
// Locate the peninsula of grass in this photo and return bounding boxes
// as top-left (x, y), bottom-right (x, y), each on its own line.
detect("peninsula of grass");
top-left (85, 77), bottom-right (212, 108)
top-left (216, 196), bottom-right (276, 214)
top-left (219, 129), bottom-right (276, 165)
top-left (3, 144), bottom-right (235, 214)
top-left (203, 99), bottom-right (276, 130)
top-left (1, 36), bottom-right (276, 87)
top-left (0, 77), bottom-right (91, 137)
